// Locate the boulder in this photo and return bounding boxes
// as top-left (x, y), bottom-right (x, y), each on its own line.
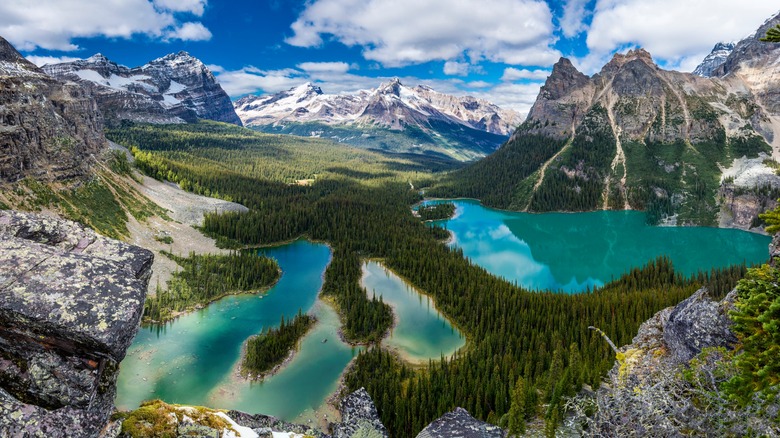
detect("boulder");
top-left (415, 407), bottom-right (506, 438)
top-left (663, 288), bottom-right (738, 364)
top-left (0, 210), bottom-right (153, 437)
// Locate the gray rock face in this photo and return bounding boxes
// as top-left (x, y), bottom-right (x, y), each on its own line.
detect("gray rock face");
top-left (43, 51), bottom-right (241, 127)
top-left (225, 410), bottom-right (329, 438)
top-left (0, 36), bottom-right (106, 183)
top-left (663, 288), bottom-right (738, 364)
top-left (693, 42), bottom-right (736, 77)
top-left (332, 387), bottom-right (389, 438)
top-left (0, 210), bottom-right (152, 437)
top-left (415, 407), bottom-right (506, 438)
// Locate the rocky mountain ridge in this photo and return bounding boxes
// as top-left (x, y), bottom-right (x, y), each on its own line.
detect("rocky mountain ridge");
top-left (235, 79), bottom-right (521, 136)
top-left (693, 42), bottom-right (736, 77)
top-left (440, 11), bottom-right (780, 227)
top-left (43, 52), bottom-right (241, 127)
top-left (0, 36), bottom-right (106, 183)
top-left (235, 79), bottom-right (522, 161)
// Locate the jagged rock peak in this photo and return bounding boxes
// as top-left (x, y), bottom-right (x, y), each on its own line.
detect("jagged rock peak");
top-left (378, 77), bottom-right (403, 95)
top-left (601, 48), bottom-right (656, 75)
top-left (416, 407), bottom-right (506, 438)
top-left (0, 35), bottom-right (39, 72)
top-left (541, 57), bottom-right (590, 100)
top-left (693, 41), bottom-right (736, 77)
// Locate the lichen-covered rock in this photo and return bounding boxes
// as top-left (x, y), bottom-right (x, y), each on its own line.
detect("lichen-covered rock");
top-left (331, 388), bottom-right (388, 438)
top-left (663, 288), bottom-right (738, 364)
top-left (0, 210), bottom-right (152, 437)
top-left (415, 407), bottom-right (506, 438)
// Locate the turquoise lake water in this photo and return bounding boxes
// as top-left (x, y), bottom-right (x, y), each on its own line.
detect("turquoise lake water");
top-left (361, 261), bottom-right (465, 363)
top-left (115, 240), bottom-right (359, 421)
top-left (427, 199), bottom-right (771, 292)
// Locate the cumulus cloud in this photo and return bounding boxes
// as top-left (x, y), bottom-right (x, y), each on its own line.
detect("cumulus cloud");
top-left (560, 0), bottom-right (592, 38)
top-left (586, 0), bottom-right (779, 72)
top-left (501, 67), bottom-right (551, 81)
top-left (297, 62), bottom-right (351, 73)
top-left (164, 22), bottom-right (212, 41)
top-left (286, 0), bottom-right (561, 67)
top-left (25, 55), bottom-right (81, 67)
top-left (0, 0), bottom-right (212, 51)
top-left (469, 82), bottom-right (543, 115)
top-left (443, 61), bottom-right (470, 76)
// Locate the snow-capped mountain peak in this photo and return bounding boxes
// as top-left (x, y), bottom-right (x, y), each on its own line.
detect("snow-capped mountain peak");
top-left (693, 42), bottom-right (736, 77)
top-left (235, 80), bottom-right (522, 137)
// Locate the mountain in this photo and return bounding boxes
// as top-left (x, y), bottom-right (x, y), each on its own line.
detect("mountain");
top-left (43, 52), bottom-right (241, 127)
top-left (433, 12), bottom-right (780, 228)
top-left (234, 79), bottom-right (523, 161)
top-left (0, 36), bottom-right (106, 183)
top-left (693, 42), bottom-right (736, 77)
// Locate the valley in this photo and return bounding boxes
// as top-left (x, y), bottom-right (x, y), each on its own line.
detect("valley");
top-left (1, 7), bottom-right (780, 437)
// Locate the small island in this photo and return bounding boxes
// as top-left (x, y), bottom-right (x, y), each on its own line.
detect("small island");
top-left (417, 202), bottom-right (456, 221)
top-left (143, 250), bottom-right (280, 324)
top-left (242, 310), bottom-right (315, 379)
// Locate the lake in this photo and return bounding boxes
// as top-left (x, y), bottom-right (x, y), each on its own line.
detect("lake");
top-left (426, 199), bottom-right (771, 292)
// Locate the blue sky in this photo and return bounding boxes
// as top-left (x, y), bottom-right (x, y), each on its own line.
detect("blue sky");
top-left (1, 0), bottom-right (777, 114)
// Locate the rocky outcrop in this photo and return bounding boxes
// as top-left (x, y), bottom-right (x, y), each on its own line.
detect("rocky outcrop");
top-left (415, 407), bottom-right (506, 438)
top-left (693, 42), bottom-right (736, 77)
top-left (663, 288), bottom-right (738, 364)
top-left (332, 387), bottom-right (389, 438)
top-left (43, 52), bottom-right (241, 127)
top-left (0, 210), bottom-right (153, 437)
top-left (0, 36), bottom-right (106, 183)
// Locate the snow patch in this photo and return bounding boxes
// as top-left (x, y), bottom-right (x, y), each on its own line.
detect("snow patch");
top-left (720, 154), bottom-right (780, 188)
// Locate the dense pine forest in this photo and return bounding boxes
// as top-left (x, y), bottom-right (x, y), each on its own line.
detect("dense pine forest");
top-left (243, 311), bottom-right (315, 377)
top-left (416, 202), bottom-right (455, 221)
top-left (143, 250), bottom-right (280, 323)
top-left (110, 122), bottom-right (756, 436)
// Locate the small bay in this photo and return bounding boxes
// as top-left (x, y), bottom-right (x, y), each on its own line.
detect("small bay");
top-left (361, 261), bottom-right (465, 363)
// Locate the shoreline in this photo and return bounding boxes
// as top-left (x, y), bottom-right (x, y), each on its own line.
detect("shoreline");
top-left (233, 315), bottom-right (318, 383)
top-left (141, 267), bottom-right (282, 326)
top-left (359, 259), bottom-right (469, 364)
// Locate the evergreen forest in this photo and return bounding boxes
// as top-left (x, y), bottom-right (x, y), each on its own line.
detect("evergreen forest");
top-left (109, 121), bottom-right (761, 436)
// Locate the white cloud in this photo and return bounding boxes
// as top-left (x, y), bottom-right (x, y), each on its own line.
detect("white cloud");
top-left (153, 0), bottom-right (207, 16)
top-left (164, 22), bottom-right (212, 41)
top-left (466, 80), bottom-right (492, 88)
top-left (25, 55), bottom-right (81, 67)
top-left (469, 82), bottom-right (543, 115)
top-left (297, 62), bottom-right (351, 73)
top-left (286, 0), bottom-right (561, 67)
top-left (0, 0), bottom-right (212, 51)
top-left (586, 0), bottom-right (779, 72)
top-left (443, 61), bottom-right (470, 76)
top-left (560, 0), bottom-right (591, 38)
top-left (501, 67), bottom-right (550, 81)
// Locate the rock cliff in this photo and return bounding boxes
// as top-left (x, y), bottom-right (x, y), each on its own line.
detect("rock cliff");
top-left (443, 11), bottom-right (780, 226)
top-left (415, 407), bottom-right (506, 438)
top-left (0, 36), bottom-right (106, 183)
top-left (0, 210), bottom-right (153, 437)
top-left (43, 52), bottom-right (241, 127)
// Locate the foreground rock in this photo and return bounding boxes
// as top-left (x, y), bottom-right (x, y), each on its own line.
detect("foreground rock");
top-left (572, 287), bottom-right (778, 436)
top-left (415, 407), bottom-right (506, 438)
top-left (0, 210), bottom-right (153, 437)
top-left (331, 387), bottom-right (389, 438)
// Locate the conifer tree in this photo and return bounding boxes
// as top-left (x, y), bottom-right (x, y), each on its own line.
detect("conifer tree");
top-left (761, 24), bottom-right (780, 42)
top-left (508, 377), bottom-right (527, 436)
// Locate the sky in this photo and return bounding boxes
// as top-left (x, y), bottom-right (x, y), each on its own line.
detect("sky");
top-left (1, 0), bottom-right (777, 115)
